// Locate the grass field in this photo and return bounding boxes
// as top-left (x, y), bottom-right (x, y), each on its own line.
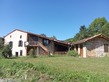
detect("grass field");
top-left (0, 56), bottom-right (109, 82)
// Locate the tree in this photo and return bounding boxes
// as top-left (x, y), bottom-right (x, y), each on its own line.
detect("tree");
top-left (101, 22), bottom-right (109, 36)
top-left (65, 17), bottom-right (108, 42)
top-left (88, 17), bottom-right (107, 36)
top-left (72, 33), bottom-right (80, 42)
top-left (50, 36), bottom-right (57, 40)
top-left (40, 34), bottom-right (47, 37)
top-left (0, 38), bottom-right (3, 49)
top-left (79, 25), bottom-right (88, 39)
top-left (71, 25), bottom-right (88, 42)
top-left (2, 44), bottom-right (12, 58)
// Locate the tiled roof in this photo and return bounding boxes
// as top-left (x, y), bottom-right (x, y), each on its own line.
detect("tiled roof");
top-left (72, 34), bottom-right (109, 45)
top-left (4, 29), bottom-right (70, 45)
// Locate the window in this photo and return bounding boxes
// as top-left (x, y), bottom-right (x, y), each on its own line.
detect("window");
top-left (20, 35), bottom-right (22, 39)
top-left (10, 35), bottom-right (12, 38)
top-left (18, 40), bottom-right (23, 47)
top-left (104, 44), bottom-right (108, 52)
top-left (20, 50), bottom-right (23, 56)
top-left (9, 41), bottom-right (13, 48)
top-left (43, 39), bottom-right (49, 46)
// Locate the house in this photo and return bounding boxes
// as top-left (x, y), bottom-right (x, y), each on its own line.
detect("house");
top-left (72, 34), bottom-right (109, 58)
top-left (4, 29), bottom-right (70, 57)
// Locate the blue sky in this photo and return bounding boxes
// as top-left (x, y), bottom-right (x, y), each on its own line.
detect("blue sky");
top-left (0, 0), bottom-right (109, 40)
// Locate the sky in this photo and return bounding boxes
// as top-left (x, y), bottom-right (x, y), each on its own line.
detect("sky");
top-left (0, 0), bottom-right (109, 40)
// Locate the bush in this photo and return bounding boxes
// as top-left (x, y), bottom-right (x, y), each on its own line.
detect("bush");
top-left (67, 50), bottom-right (79, 57)
top-left (2, 44), bottom-right (12, 58)
top-left (0, 39), bottom-right (3, 49)
top-left (0, 49), bottom-right (3, 58)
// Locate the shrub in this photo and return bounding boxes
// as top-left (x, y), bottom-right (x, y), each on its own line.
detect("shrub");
top-left (67, 50), bottom-right (79, 57)
top-left (0, 49), bottom-right (3, 58)
top-left (0, 39), bottom-right (3, 49)
top-left (2, 44), bottom-right (12, 58)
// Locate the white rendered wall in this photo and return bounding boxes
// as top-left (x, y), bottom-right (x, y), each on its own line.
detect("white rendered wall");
top-left (83, 44), bottom-right (86, 58)
top-left (4, 30), bottom-right (27, 56)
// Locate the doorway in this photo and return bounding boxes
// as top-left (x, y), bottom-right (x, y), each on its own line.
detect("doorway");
top-left (80, 44), bottom-right (83, 57)
top-left (15, 52), bottom-right (18, 57)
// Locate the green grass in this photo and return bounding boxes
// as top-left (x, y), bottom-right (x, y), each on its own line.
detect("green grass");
top-left (0, 56), bottom-right (109, 82)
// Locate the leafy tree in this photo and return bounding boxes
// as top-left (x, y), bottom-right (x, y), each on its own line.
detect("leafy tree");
top-left (2, 44), bottom-right (12, 58)
top-left (40, 34), bottom-right (47, 37)
top-left (65, 38), bottom-right (73, 42)
top-left (65, 17), bottom-right (108, 42)
top-left (79, 25), bottom-right (88, 39)
top-left (88, 17), bottom-right (107, 36)
top-left (71, 25), bottom-right (88, 42)
top-left (72, 33), bottom-right (80, 42)
top-left (0, 38), bottom-right (3, 49)
top-left (50, 36), bottom-right (57, 40)
top-left (101, 22), bottom-right (109, 36)
top-left (0, 38), bottom-right (4, 58)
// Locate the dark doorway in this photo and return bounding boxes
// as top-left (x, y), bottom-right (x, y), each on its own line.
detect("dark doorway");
top-left (104, 44), bottom-right (108, 52)
top-left (16, 52), bottom-right (18, 57)
top-left (80, 44), bottom-right (83, 57)
top-left (20, 50), bottom-right (22, 56)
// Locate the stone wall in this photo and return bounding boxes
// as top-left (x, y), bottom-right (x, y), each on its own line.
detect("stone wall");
top-left (45, 40), bottom-right (54, 54)
top-left (38, 38), bottom-right (54, 54)
top-left (86, 37), bottom-right (109, 57)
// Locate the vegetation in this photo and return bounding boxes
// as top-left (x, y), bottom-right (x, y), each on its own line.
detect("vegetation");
top-left (0, 56), bottom-right (109, 82)
top-left (1, 44), bottom-right (12, 58)
top-left (0, 17), bottom-right (109, 81)
top-left (0, 38), bottom-right (12, 58)
top-left (67, 50), bottom-right (79, 57)
top-left (0, 38), bottom-right (4, 58)
top-left (66, 17), bottom-right (109, 42)
top-left (0, 38), bottom-right (3, 49)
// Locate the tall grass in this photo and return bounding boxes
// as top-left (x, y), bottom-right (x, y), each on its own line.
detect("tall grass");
top-left (0, 56), bottom-right (109, 82)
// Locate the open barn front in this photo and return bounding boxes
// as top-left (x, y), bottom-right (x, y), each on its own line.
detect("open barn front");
top-left (54, 42), bottom-right (69, 54)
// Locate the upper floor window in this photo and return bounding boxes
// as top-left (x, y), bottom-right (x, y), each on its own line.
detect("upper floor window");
top-left (20, 35), bottom-right (22, 39)
top-left (9, 41), bottom-right (13, 48)
top-left (18, 40), bottom-right (23, 47)
top-left (43, 39), bottom-right (49, 46)
top-left (33, 36), bottom-right (38, 41)
top-left (29, 35), bottom-right (38, 41)
top-left (10, 35), bottom-right (12, 38)
top-left (104, 44), bottom-right (108, 52)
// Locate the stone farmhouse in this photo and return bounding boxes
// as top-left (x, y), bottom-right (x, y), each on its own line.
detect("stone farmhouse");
top-left (72, 34), bottom-right (109, 57)
top-left (3, 29), bottom-right (109, 58)
top-left (4, 29), bottom-right (70, 57)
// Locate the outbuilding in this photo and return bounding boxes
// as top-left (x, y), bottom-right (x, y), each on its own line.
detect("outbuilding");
top-left (72, 34), bottom-right (109, 57)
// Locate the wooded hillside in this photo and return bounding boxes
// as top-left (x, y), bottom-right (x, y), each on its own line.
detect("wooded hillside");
top-left (66, 17), bottom-right (109, 42)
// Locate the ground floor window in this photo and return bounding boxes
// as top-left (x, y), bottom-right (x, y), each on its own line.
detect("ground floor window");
top-left (104, 44), bottom-right (108, 52)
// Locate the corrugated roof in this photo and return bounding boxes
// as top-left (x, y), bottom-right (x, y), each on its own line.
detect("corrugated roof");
top-left (72, 34), bottom-right (109, 45)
